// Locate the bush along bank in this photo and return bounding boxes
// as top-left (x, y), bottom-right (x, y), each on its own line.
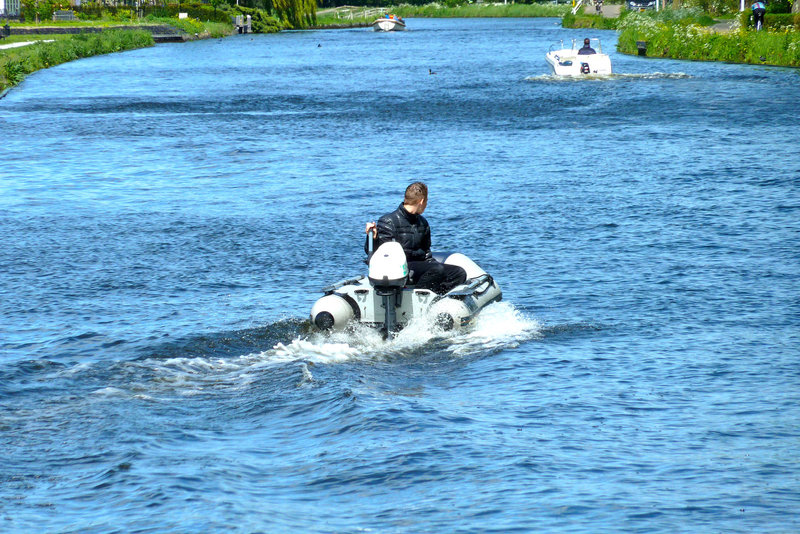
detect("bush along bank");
top-left (394, 3), bottom-right (569, 18)
top-left (617, 11), bottom-right (800, 67)
top-left (312, 3), bottom-right (569, 30)
top-left (561, 12), bottom-right (620, 30)
top-left (0, 29), bottom-right (154, 94)
top-left (144, 6), bottom-right (283, 33)
top-left (563, 7), bottom-right (717, 30)
top-left (737, 10), bottom-right (800, 31)
top-left (232, 6), bottom-right (284, 33)
top-left (71, 1), bottom-right (308, 31)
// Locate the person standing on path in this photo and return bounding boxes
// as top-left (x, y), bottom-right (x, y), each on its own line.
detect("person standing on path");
top-left (752, 1), bottom-right (767, 31)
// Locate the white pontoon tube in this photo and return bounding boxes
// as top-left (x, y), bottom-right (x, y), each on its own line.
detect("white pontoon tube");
top-left (310, 242), bottom-right (502, 339)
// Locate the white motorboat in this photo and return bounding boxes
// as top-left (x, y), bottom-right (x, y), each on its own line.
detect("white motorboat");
top-left (545, 38), bottom-right (612, 76)
top-left (310, 242), bottom-right (501, 339)
top-left (372, 14), bottom-right (406, 32)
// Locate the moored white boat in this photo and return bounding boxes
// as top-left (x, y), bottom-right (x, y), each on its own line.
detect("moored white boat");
top-left (372, 14), bottom-right (406, 32)
top-left (545, 38), bottom-right (612, 76)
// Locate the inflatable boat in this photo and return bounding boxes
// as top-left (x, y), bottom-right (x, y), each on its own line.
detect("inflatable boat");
top-left (310, 242), bottom-right (502, 338)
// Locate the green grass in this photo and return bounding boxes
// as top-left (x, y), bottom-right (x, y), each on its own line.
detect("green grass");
top-left (562, 7), bottom-right (719, 30)
top-left (561, 7), bottom-right (800, 67)
top-left (7, 19), bottom-right (124, 27)
top-left (313, 9), bottom-right (373, 28)
top-left (617, 11), bottom-right (800, 66)
top-left (8, 17), bottom-right (234, 33)
top-left (312, 17), bottom-right (372, 28)
top-left (0, 17), bottom-right (237, 94)
top-left (313, 3), bottom-right (570, 28)
top-left (194, 21), bottom-right (234, 38)
top-left (394, 3), bottom-right (570, 18)
top-left (0, 34), bottom-right (75, 45)
top-left (561, 12), bottom-right (619, 29)
top-left (142, 16), bottom-right (233, 38)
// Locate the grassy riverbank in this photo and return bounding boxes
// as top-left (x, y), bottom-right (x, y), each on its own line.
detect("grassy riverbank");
top-left (561, 11), bottom-right (620, 29)
top-left (617, 10), bottom-right (800, 67)
top-left (563, 7), bottom-right (800, 67)
top-left (150, 18), bottom-right (233, 38)
top-left (0, 12), bottom-right (238, 95)
top-left (393, 3), bottom-right (570, 18)
top-left (314, 2), bottom-right (569, 27)
top-left (313, 9), bottom-right (375, 28)
top-left (0, 30), bottom-right (155, 93)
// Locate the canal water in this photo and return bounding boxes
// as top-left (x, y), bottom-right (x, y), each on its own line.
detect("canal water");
top-left (1, 17), bottom-right (798, 532)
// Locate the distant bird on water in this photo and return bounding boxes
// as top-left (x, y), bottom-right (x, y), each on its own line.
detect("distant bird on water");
top-left (429, 69), bottom-right (437, 75)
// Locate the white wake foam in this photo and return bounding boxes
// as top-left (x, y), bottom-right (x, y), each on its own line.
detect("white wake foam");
top-left (264, 300), bottom-right (542, 365)
top-left (104, 302), bottom-right (542, 397)
top-left (525, 72), bottom-right (692, 82)
top-left (446, 301), bottom-right (543, 356)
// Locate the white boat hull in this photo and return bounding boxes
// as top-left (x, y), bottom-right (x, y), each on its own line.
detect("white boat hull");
top-left (373, 18), bottom-right (406, 32)
top-left (545, 49), bottom-right (612, 76)
top-left (310, 252), bottom-right (501, 336)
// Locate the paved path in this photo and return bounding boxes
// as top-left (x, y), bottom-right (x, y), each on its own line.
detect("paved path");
top-left (0, 40), bottom-right (54, 50)
top-left (581, 4), bottom-right (622, 17)
top-left (604, 5), bottom-right (622, 17)
top-left (709, 20), bottom-right (736, 32)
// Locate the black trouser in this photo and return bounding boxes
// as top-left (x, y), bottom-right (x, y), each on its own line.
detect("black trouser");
top-left (754, 8), bottom-right (765, 30)
top-left (408, 260), bottom-right (467, 295)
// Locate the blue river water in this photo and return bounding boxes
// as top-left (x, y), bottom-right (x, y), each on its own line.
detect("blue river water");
top-left (1, 17), bottom-right (799, 532)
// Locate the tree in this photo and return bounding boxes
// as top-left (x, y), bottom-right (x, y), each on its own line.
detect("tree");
top-left (210, 0), bottom-right (224, 15)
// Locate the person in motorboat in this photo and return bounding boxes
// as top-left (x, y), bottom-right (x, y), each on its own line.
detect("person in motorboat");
top-left (578, 38), bottom-right (596, 55)
top-left (365, 182), bottom-right (466, 295)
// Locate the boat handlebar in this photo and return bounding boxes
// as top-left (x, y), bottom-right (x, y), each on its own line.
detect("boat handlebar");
top-left (443, 274), bottom-right (494, 298)
top-left (322, 276), bottom-right (365, 294)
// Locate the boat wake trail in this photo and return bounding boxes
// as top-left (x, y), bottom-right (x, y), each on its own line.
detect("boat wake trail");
top-left (446, 302), bottom-right (542, 356)
top-left (54, 304), bottom-right (541, 399)
top-left (525, 72), bottom-right (692, 82)
top-left (271, 301), bottom-right (542, 365)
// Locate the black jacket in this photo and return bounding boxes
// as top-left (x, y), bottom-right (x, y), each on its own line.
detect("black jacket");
top-left (365, 203), bottom-right (431, 262)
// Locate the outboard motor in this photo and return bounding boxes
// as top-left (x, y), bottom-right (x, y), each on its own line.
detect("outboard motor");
top-left (580, 62), bottom-right (591, 74)
top-left (368, 242), bottom-right (408, 338)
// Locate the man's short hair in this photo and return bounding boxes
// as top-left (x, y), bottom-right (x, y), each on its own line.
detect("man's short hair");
top-left (405, 182), bottom-right (428, 204)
